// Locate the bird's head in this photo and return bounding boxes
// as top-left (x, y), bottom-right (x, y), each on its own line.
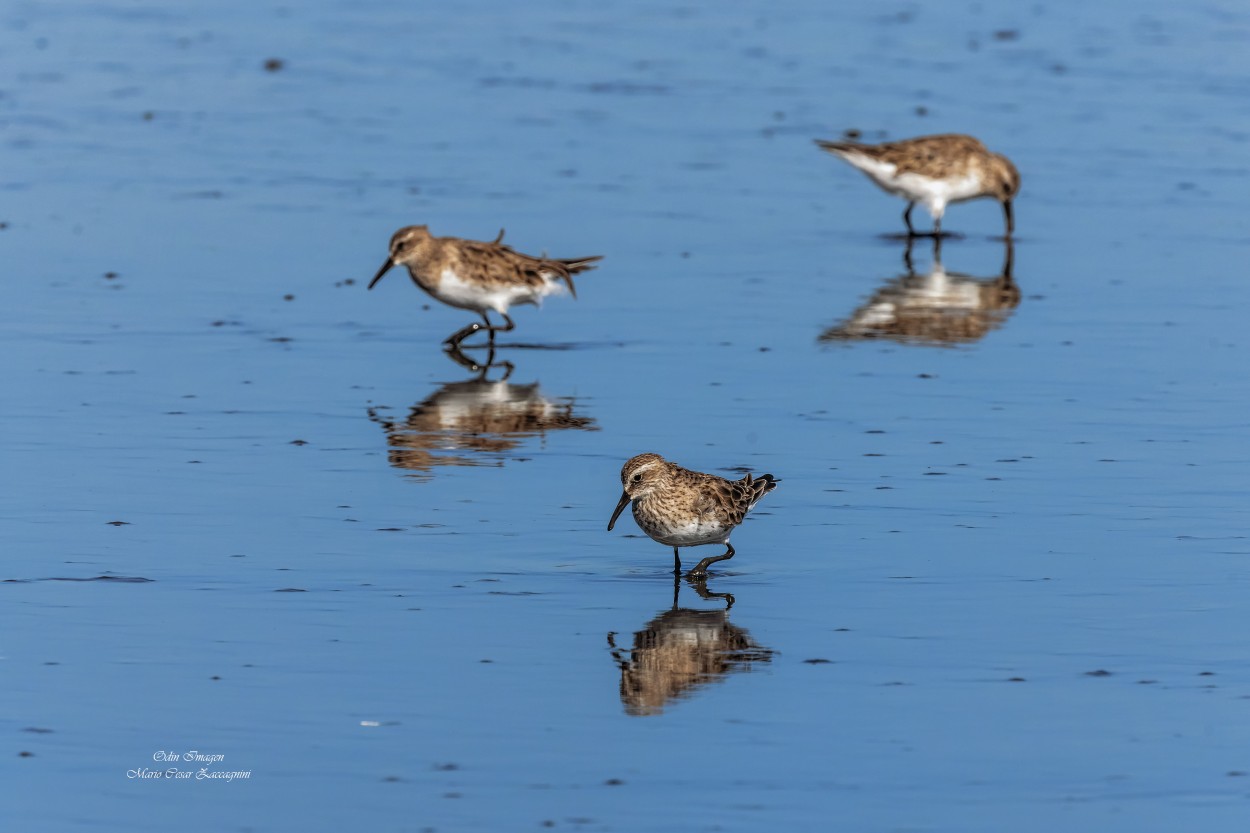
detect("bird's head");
top-left (368, 225), bottom-right (433, 289)
top-left (608, 453), bottom-right (670, 530)
top-left (989, 154), bottom-right (1021, 202)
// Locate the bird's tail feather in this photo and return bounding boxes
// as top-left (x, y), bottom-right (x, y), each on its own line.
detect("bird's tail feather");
top-left (749, 473), bottom-right (780, 498)
top-left (560, 255), bottom-right (604, 275)
top-left (552, 256), bottom-right (602, 299)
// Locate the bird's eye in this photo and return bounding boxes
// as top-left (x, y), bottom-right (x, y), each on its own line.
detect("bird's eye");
top-left (394, 241), bottom-right (407, 251)
top-left (632, 473), bottom-right (642, 483)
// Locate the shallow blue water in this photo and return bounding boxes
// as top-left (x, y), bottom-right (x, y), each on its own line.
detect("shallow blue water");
top-left (6, 1), bottom-right (1250, 831)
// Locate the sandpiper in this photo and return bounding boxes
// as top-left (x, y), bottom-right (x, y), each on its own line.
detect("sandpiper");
top-left (814, 133), bottom-right (1020, 237)
top-left (367, 225), bottom-right (603, 347)
top-left (607, 453), bottom-right (779, 578)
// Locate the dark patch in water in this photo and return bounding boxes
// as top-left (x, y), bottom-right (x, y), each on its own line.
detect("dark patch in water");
top-left (6, 575), bottom-right (154, 583)
top-left (582, 81), bottom-right (669, 95)
top-left (487, 340), bottom-right (627, 351)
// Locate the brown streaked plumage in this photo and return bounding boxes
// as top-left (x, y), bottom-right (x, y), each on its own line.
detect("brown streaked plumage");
top-left (607, 453), bottom-right (779, 578)
top-left (814, 133), bottom-right (1020, 237)
top-left (367, 225), bottom-right (603, 347)
top-left (820, 239), bottom-right (1019, 346)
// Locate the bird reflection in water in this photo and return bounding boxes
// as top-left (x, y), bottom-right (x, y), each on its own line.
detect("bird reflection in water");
top-left (607, 578), bottom-right (775, 716)
top-left (820, 239), bottom-right (1019, 346)
top-left (367, 345), bottom-right (597, 480)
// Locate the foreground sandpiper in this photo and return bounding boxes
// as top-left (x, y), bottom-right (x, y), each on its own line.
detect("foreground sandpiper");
top-left (367, 225), bottom-right (603, 347)
top-left (607, 453), bottom-right (779, 578)
top-left (814, 133), bottom-right (1020, 237)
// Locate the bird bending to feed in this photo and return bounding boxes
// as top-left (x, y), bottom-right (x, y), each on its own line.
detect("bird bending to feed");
top-left (814, 133), bottom-right (1020, 237)
top-left (367, 225), bottom-right (603, 348)
top-left (607, 453), bottom-right (779, 578)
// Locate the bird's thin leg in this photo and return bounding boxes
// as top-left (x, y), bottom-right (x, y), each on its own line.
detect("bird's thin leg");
top-left (479, 311), bottom-right (516, 346)
top-left (671, 573), bottom-right (680, 610)
top-left (687, 542), bottom-right (735, 579)
top-left (903, 202), bottom-right (916, 236)
top-left (933, 214), bottom-right (943, 238)
top-left (672, 547), bottom-right (681, 576)
top-left (482, 312), bottom-right (496, 345)
top-left (903, 236), bottom-right (916, 273)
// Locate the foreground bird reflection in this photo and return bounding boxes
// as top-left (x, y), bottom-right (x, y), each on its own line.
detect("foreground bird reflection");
top-left (820, 239), bottom-right (1019, 346)
top-left (607, 577), bottom-right (775, 716)
top-left (367, 347), bottom-right (597, 479)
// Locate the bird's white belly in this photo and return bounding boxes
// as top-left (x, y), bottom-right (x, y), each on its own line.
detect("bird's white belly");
top-left (892, 172), bottom-right (984, 215)
top-left (843, 152), bottom-right (984, 216)
top-left (427, 269), bottom-right (570, 314)
top-left (639, 511), bottom-right (729, 547)
top-left (843, 154), bottom-right (905, 195)
top-left (426, 269), bottom-right (521, 314)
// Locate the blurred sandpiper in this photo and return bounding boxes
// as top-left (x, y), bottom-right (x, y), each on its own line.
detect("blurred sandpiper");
top-left (367, 225), bottom-right (602, 347)
top-left (815, 133), bottom-right (1020, 237)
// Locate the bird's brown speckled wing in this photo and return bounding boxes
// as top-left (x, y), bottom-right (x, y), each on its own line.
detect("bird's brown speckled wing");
top-left (818, 134), bottom-right (987, 179)
top-left (691, 471), bottom-right (779, 528)
top-left (453, 238), bottom-right (603, 297)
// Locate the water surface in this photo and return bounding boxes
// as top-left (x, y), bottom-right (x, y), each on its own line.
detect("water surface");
top-left (6, 1), bottom-right (1250, 831)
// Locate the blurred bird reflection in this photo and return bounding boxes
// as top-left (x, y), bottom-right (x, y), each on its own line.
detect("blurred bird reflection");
top-left (821, 239), bottom-right (1019, 346)
top-left (367, 347), bottom-right (597, 480)
top-left (607, 578), bottom-right (775, 716)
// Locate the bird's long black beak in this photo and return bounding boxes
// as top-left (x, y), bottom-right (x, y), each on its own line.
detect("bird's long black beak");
top-left (607, 491), bottom-right (631, 531)
top-left (368, 258), bottom-right (395, 290)
top-left (1002, 200), bottom-right (1014, 237)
